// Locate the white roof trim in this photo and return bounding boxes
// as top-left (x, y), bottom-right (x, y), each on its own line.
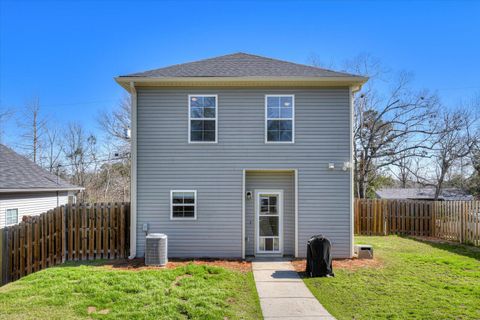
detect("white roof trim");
top-left (0, 187), bottom-right (84, 193)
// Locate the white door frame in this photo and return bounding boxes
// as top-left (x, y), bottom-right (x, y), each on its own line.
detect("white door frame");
top-left (255, 189), bottom-right (284, 255)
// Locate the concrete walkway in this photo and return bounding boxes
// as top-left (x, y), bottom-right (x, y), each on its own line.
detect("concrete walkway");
top-left (252, 260), bottom-right (335, 320)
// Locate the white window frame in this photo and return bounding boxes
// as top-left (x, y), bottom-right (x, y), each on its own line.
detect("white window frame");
top-left (5, 208), bottom-right (18, 226)
top-left (170, 190), bottom-right (197, 220)
top-left (188, 94), bottom-right (218, 144)
top-left (255, 190), bottom-right (284, 254)
top-left (265, 94), bottom-right (295, 144)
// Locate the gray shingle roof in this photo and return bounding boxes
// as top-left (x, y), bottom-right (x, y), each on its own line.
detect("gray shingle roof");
top-left (0, 144), bottom-right (82, 192)
top-left (375, 188), bottom-right (473, 201)
top-left (120, 52), bottom-right (365, 79)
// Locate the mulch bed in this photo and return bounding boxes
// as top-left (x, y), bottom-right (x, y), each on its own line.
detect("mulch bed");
top-left (94, 256), bottom-right (382, 273)
top-left (97, 258), bottom-right (252, 272)
top-left (291, 257), bottom-right (383, 272)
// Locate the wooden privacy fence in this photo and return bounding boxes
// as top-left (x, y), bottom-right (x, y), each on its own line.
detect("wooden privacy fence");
top-left (354, 199), bottom-right (480, 246)
top-left (0, 202), bottom-right (130, 285)
top-left (354, 199), bottom-right (435, 236)
top-left (434, 201), bottom-right (480, 245)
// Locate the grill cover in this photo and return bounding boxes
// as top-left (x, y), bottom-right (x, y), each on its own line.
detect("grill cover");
top-left (306, 234), bottom-right (334, 277)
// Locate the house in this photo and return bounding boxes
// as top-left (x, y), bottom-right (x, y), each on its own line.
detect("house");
top-left (116, 53), bottom-right (367, 259)
top-left (0, 144), bottom-right (83, 227)
top-left (375, 188), bottom-right (474, 201)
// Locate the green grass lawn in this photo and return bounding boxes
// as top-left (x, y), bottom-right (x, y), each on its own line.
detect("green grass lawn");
top-left (0, 262), bottom-right (262, 320)
top-left (303, 236), bottom-right (480, 320)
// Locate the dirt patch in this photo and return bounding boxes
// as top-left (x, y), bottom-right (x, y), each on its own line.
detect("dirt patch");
top-left (87, 307), bottom-right (110, 315)
top-left (292, 257), bottom-right (383, 272)
top-left (172, 274), bottom-right (192, 287)
top-left (98, 258), bottom-right (252, 273)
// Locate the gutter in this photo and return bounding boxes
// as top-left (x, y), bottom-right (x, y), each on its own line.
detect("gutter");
top-left (128, 81), bottom-right (137, 260)
top-left (0, 187), bottom-right (85, 193)
top-left (115, 76), bottom-right (369, 92)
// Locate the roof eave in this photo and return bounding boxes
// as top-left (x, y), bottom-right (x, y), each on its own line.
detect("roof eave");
top-left (115, 76), bottom-right (369, 92)
top-left (0, 187), bottom-right (85, 193)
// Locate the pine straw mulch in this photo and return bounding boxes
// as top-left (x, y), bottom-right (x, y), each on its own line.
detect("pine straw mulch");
top-left (96, 258), bottom-right (252, 273)
top-left (291, 257), bottom-right (383, 273)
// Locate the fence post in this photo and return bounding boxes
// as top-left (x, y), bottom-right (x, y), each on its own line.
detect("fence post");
top-left (0, 228), bottom-right (7, 285)
top-left (383, 200), bottom-right (388, 236)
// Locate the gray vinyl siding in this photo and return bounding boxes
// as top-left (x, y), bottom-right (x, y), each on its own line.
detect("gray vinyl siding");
top-left (0, 191), bottom-right (69, 227)
top-left (245, 171), bottom-right (295, 256)
top-left (136, 87), bottom-right (352, 258)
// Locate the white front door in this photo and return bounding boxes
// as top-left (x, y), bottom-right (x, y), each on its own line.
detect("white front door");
top-left (255, 190), bottom-right (283, 254)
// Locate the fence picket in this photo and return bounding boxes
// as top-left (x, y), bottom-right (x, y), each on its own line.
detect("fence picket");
top-left (354, 199), bottom-right (480, 247)
top-left (1, 202), bottom-right (130, 285)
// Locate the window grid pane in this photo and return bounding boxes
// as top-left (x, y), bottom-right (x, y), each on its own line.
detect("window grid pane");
top-left (266, 96), bottom-right (293, 142)
top-left (172, 191), bottom-right (196, 219)
top-left (190, 95), bottom-right (217, 142)
top-left (6, 209), bottom-right (18, 225)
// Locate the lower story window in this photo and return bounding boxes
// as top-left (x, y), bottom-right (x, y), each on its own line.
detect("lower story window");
top-left (171, 190), bottom-right (196, 220)
top-left (6, 208), bottom-right (18, 226)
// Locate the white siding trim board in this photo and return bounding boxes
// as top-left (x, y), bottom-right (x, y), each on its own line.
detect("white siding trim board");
top-left (241, 169), bottom-right (246, 259)
top-left (129, 82), bottom-right (138, 259)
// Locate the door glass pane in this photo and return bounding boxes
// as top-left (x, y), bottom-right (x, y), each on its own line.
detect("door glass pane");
top-left (259, 238), bottom-right (265, 251)
top-left (265, 238), bottom-right (273, 251)
top-left (260, 216), bottom-right (279, 236)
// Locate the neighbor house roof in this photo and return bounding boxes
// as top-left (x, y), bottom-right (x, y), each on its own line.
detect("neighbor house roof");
top-left (375, 188), bottom-right (473, 201)
top-left (115, 52), bottom-right (368, 90)
top-left (0, 144), bottom-right (83, 193)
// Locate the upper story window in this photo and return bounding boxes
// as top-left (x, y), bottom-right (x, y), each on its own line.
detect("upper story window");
top-left (6, 208), bottom-right (18, 226)
top-left (189, 95), bottom-right (217, 143)
top-left (265, 95), bottom-right (295, 143)
top-left (171, 190), bottom-right (197, 220)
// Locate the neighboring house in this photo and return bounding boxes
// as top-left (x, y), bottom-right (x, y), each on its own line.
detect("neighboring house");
top-left (116, 52), bottom-right (367, 259)
top-left (0, 144), bottom-right (83, 227)
top-left (375, 188), bottom-right (474, 201)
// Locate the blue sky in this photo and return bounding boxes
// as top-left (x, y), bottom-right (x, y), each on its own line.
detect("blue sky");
top-left (1, 0), bottom-right (479, 145)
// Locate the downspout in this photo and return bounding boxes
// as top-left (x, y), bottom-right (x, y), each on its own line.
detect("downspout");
top-left (129, 81), bottom-right (137, 259)
top-left (349, 84), bottom-right (362, 258)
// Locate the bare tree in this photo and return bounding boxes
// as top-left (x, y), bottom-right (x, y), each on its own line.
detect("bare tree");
top-left (97, 95), bottom-right (132, 202)
top-left (310, 54), bottom-right (441, 198)
top-left (353, 73), bottom-right (440, 198)
top-left (414, 108), bottom-right (479, 199)
top-left (390, 148), bottom-right (415, 188)
top-left (43, 127), bottom-right (64, 173)
top-left (64, 122), bottom-right (98, 201)
top-left (98, 94), bottom-right (131, 152)
top-left (17, 97), bottom-right (47, 164)
top-left (0, 107), bottom-right (14, 143)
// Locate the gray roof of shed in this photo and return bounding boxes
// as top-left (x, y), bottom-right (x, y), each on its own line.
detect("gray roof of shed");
top-left (0, 144), bottom-right (82, 192)
top-left (120, 52), bottom-right (365, 79)
top-left (375, 188), bottom-right (473, 201)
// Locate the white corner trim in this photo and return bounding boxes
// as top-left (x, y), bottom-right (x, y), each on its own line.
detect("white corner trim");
top-left (129, 81), bottom-right (137, 260)
top-left (241, 170), bottom-right (246, 259)
top-left (170, 190), bottom-right (197, 220)
top-left (349, 86), bottom-right (354, 258)
top-left (294, 169), bottom-right (299, 257)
